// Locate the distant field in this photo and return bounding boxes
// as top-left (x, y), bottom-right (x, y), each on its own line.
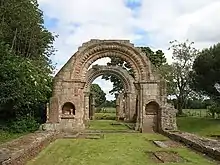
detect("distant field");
top-left (95, 107), bottom-right (116, 120)
top-left (97, 107), bottom-right (116, 113)
top-left (177, 117), bottom-right (220, 137)
top-left (182, 109), bottom-right (209, 117)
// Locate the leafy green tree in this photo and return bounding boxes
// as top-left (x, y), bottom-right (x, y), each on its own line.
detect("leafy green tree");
top-left (0, 0), bottom-right (56, 60)
top-left (0, 0), bottom-right (55, 132)
top-left (190, 43), bottom-right (220, 98)
top-left (102, 100), bottom-right (116, 108)
top-left (0, 43), bottom-right (52, 119)
top-left (90, 84), bottom-right (106, 107)
top-left (102, 47), bottom-right (167, 94)
top-left (168, 40), bottom-right (198, 115)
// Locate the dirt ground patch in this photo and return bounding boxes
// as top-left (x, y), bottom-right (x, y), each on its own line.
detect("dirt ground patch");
top-left (147, 151), bottom-right (187, 163)
top-left (152, 140), bottom-right (183, 148)
top-left (163, 140), bottom-right (184, 147)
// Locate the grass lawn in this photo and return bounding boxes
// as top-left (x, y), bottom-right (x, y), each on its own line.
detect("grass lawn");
top-left (101, 107), bottom-right (116, 113)
top-left (88, 120), bottom-right (129, 130)
top-left (177, 117), bottom-right (220, 137)
top-left (27, 133), bottom-right (216, 165)
top-left (0, 130), bottom-right (25, 144)
top-left (95, 113), bottom-right (116, 120)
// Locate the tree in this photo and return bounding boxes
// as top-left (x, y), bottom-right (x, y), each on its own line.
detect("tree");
top-left (102, 100), bottom-right (116, 108)
top-left (90, 84), bottom-right (106, 107)
top-left (102, 47), bottom-right (167, 94)
top-left (168, 40), bottom-right (198, 115)
top-left (0, 0), bottom-right (56, 60)
top-left (0, 0), bottom-right (55, 132)
top-left (190, 43), bottom-right (220, 98)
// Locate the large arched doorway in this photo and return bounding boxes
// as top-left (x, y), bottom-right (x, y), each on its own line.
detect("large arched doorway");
top-left (84, 65), bottom-right (136, 122)
top-left (44, 39), bottom-right (177, 132)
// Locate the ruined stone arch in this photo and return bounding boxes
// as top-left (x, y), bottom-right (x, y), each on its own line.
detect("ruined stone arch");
top-left (67, 40), bottom-right (153, 81)
top-left (84, 65), bottom-right (137, 121)
top-left (85, 65), bottom-right (135, 93)
top-left (44, 39), bottom-right (177, 133)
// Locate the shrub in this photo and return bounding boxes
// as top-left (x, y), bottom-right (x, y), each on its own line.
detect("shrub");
top-left (9, 115), bottom-right (40, 133)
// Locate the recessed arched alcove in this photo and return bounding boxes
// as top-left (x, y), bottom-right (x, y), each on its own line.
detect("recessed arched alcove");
top-left (143, 101), bottom-right (160, 133)
top-left (62, 102), bottom-right (76, 115)
top-left (145, 101), bottom-right (159, 115)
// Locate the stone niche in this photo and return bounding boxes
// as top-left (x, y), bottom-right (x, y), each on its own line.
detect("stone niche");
top-left (61, 102), bottom-right (76, 118)
top-left (142, 101), bottom-right (160, 133)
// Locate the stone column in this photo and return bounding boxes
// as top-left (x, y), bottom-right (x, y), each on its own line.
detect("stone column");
top-left (90, 95), bottom-right (96, 120)
top-left (46, 103), bottom-right (49, 123)
top-left (49, 97), bottom-right (59, 123)
top-left (134, 83), bottom-right (141, 131)
top-left (139, 84), bottom-right (144, 131)
top-left (118, 93), bottom-right (124, 120)
top-left (84, 92), bottom-right (90, 122)
top-left (116, 94), bottom-right (120, 121)
top-left (124, 93), bottom-right (129, 121)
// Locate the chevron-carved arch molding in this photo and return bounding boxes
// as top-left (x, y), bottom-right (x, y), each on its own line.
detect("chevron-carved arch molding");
top-left (85, 65), bottom-right (135, 93)
top-left (71, 40), bottom-right (151, 81)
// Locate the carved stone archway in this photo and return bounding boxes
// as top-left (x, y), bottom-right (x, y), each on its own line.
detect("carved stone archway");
top-left (43, 39), bottom-right (177, 132)
top-left (84, 65), bottom-right (136, 122)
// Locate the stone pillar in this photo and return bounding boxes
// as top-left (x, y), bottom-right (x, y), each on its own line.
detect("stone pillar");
top-left (159, 80), bottom-right (167, 105)
top-left (134, 83), bottom-right (141, 131)
top-left (118, 93), bottom-right (125, 120)
top-left (140, 84), bottom-right (144, 132)
top-left (46, 103), bottom-right (49, 123)
top-left (126, 92), bottom-right (131, 121)
top-left (84, 92), bottom-right (90, 122)
top-left (116, 94), bottom-right (120, 121)
top-left (124, 93), bottom-right (129, 121)
top-left (90, 95), bottom-right (96, 120)
top-left (48, 97), bottom-right (59, 123)
top-left (135, 94), bottom-right (139, 130)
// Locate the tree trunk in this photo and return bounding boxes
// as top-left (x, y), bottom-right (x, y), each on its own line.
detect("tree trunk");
top-left (212, 112), bottom-right (215, 119)
top-left (177, 97), bottom-right (183, 115)
top-left (11, 28), bottom-right (18, 51)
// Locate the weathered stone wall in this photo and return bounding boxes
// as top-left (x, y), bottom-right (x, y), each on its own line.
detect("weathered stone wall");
top-left (161, 104), bottom-right (177, 130)
top-left (0, 132), bottom-right (59, 165)
top-left (45, 39), bottom-right (177, 133)
top-left (163, 130), bottom-right (220, 161)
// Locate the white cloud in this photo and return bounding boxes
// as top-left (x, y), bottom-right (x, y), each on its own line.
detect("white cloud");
top-left (38, 0), bottom-right (220, 99)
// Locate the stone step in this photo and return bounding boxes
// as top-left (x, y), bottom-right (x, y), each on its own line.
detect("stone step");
top-left (153, 141), bottom-right (168, 148)
top-left (96, 130), bottom-right (138, 133)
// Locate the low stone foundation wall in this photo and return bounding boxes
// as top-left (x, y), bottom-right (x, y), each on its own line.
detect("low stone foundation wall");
top-left (162, 130), bottom-right (220, 161)
top-left (0, 131), bottom-right (59, 165)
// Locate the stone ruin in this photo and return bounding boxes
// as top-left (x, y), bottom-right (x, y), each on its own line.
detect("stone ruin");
top-left (42, 39), bottom-right (177, 132)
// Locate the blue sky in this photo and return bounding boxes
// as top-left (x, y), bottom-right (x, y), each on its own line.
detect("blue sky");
top-left (39, 0), bottom-right (220, 100)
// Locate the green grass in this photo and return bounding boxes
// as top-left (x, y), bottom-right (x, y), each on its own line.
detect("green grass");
top-left (27, 133), bottom-right (216, 165)
top-left (94, 113), bottom-right (116, 120)
top-left (177, 117), bottom-right (220, 137)
top-left (0, 130), bottom-right (25, 144)
top-left (88, 120), bottom-right (129, 130)
top-left (100, 107), bottom-right (116, 113)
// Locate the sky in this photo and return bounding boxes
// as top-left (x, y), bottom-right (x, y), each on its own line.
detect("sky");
top-left (38, 0), bottom-right (220, 100)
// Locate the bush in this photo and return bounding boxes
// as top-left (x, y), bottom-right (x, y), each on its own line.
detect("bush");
top-left (9, 115), bottom-right (40, 133)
